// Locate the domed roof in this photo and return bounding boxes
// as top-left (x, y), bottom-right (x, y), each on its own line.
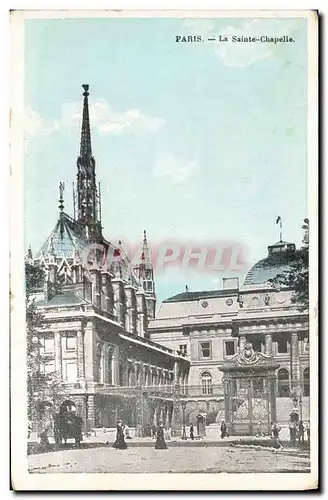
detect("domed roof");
top-left (244, 240), bottom-right (296, 286)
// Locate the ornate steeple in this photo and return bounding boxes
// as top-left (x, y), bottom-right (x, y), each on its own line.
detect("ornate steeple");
top-left (76, 84), bottom-right (102, 242)
top-left (137, 230), bottom-right (156, 319)
top-left (141, 230), bottom-right (150, 267)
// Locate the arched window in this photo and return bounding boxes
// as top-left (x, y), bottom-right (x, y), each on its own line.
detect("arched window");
top-left (303, 367), bottom-right (310, 396)
top-left (277, 368), bottom-right (290, 397)
top-left (201, 372), bottom-right (213, 395)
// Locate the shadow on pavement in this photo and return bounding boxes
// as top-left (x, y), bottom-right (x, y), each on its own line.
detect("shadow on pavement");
top-left (27, 441), bottom-right (111, 455)
top-left (27, 438), bottom-right (310, 456)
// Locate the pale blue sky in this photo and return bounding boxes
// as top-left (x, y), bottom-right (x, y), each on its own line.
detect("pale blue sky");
top-left (24, 17), bottom-right (308, 303)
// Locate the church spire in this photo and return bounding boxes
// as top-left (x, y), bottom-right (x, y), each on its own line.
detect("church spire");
top-left (80, 85), bottom-right (92, 158)
top-left (136, 229), bottom-right (156, 319)
top-left (76, 84), bottom-right (102, 242)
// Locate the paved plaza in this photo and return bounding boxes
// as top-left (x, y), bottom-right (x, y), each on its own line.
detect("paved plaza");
top-left (28, 444), bottom-right (310, 474)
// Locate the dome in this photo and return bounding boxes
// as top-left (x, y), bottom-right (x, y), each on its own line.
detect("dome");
top-left (244, 240), bottom-right (296, 286)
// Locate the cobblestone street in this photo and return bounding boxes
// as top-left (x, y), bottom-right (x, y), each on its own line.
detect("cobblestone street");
top-left (28, 445), bottom-right (310, 474)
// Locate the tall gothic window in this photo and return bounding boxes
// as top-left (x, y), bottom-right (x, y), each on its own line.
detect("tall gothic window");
top-left (201, 371), bottom-right (213, 395)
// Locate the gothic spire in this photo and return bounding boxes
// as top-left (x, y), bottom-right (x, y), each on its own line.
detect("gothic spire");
top-left (140, 230), bottom-right (156, 319)
top-left (140, 230), bottom-right (150, 266)
top-left (80, 84), bottom-right (92, 158)
top-left (76, 85), bottom-right (102, 242)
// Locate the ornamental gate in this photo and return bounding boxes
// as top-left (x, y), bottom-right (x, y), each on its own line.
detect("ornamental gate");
top-left (220, 343), bottom-right (279, 436)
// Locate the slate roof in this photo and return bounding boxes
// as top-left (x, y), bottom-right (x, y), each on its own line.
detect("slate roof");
top-left (164, 289), bottom-right (238, 303)
top-left (34, 212), bottom-right (141, 289)
top-left (36, 292), bottom-right (87, 307)
top-left (34, 213), bottom-right (88, 260)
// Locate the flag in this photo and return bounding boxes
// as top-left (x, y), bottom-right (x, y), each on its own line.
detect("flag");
top-left (276, 216), bottom-right (281, 224)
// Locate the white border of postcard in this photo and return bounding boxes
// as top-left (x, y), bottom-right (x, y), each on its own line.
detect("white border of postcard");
top-left (10, 9), bottom-right (318, 491)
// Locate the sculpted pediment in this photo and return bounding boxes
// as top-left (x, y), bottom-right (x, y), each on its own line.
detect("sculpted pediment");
top-left (229, 342), bottom-right (271, 366)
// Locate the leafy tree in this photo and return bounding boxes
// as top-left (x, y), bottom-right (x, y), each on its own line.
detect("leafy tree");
top-left (25, 262), bottom-right (66, 432)
top-left (271, 219), bottom-right (309, 309)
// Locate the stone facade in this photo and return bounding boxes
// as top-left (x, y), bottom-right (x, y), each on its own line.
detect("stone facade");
top-left (149, 243), bottom-right (310, 428)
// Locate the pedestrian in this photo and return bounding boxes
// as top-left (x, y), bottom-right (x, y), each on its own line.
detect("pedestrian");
top-left (220, 420), bottom-right (227, 439)
top-left (145, 424), bottom-right (151, 437)
top-left (270, 421), bottom-right (275, 439)
top-left (298, 421), bottom-right (305, 444)
top-left (112, 420), bottom-right (128, 449)
top-left (272, 422), bottom-right (281, 440)
top-left (151, 424), bottom-right (157, 439)
top-left (289, 422), bottom-right (296, 445)
top-left (155, 422), bottom-right (168, 450)
top-left (189, 423), bottom-right (194, 440)
top-left (164, 425), bottom-right (171, 441)
top-left (256, 421), bottom-right (262, 437)
top-left (125, 424), bottom-right (132, 439)
top-left (306, 421), bottom-right (310, 441)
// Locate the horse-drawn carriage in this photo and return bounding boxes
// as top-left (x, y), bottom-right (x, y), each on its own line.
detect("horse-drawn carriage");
top-left (53, 403), bottom-right (83, 447)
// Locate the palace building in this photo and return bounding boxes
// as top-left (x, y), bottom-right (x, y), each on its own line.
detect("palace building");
top-left (27, 85), bottom-right (189, 435)
top-left (149, 241), bottom-right (310, 434)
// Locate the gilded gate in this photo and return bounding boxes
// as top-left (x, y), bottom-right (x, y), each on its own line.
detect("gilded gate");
top-left (220, 343), bottom-right (279, 436)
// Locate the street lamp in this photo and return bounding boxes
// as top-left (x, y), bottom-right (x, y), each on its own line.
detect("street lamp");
top-left (181, 401), bottom-right (187, 440)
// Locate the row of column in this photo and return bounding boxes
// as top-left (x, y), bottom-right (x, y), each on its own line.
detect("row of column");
top-left (152, 402), bottom-right (172, 426)
top-left (125, 362), bottom-right (173, 387)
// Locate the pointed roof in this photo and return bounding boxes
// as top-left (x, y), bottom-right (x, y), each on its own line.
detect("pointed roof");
top-left (34, 212), bottom-right (88, 260)
top-left (80, 84), bottom-right (92, 158)
top-left (110, 240), bottom-right (140, 287)
top-left (140, 230), bottom-right (152, 269)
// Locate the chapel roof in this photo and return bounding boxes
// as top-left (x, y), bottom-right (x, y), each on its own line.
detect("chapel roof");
top-left (34, 212), bottom-right (88, 261)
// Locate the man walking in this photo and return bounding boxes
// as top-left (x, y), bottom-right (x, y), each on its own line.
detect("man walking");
top-left (220, 420), bottom-right (227, 439)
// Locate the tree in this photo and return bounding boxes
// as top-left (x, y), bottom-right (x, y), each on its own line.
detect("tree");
top-left (25, 262), bottom-right (66, 431)
top-left (26, 262), bottom-right (46, 424)
top-left (271, 219), bottom-right (309, 310)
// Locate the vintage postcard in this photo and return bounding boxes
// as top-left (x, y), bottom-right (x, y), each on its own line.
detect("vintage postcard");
top-left (10, 9), bottom-right (318, 491)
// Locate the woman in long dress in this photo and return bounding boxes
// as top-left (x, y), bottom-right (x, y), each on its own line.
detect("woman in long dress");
top-left (155, 422), bottom-right (168, 450)
top-left (112, 420), bottom-right (128, 449)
